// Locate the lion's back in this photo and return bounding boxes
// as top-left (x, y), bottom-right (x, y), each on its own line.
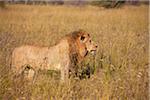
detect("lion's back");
top-left (11, 39), bottom-right (70, 73)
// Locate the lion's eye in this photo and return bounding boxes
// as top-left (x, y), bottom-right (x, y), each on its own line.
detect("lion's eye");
top-left (89, 40), bottom-right (91, 43)
top-left (81, 36), bottom-right (85, 41)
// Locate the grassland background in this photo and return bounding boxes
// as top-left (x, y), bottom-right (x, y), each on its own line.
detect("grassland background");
top-left (0, 4), bottom-right (149, 99)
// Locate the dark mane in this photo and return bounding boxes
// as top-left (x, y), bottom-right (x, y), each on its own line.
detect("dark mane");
top-left (66, 30), bottom-right (86, 77)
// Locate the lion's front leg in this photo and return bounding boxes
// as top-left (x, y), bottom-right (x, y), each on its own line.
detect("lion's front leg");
top-left (60, 70), bottom-right (68, 82)
top-left (60, 62), bottom-right (69, 81)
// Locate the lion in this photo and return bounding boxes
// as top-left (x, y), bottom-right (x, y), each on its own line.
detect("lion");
top-left (11, 30), bottom-right (98, 81)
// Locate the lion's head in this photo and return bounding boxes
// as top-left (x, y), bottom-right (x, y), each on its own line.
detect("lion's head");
top-left (77, 30), bottom-right (97, 56)
top-left (67, 29), bottom-right (98, 63)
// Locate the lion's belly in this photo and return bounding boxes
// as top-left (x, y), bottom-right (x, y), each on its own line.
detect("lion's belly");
top-left (12, 46), bottom-right (49, 72)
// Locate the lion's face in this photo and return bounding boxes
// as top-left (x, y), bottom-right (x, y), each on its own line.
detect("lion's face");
top-left (76, 31), bottom-right (98, 57)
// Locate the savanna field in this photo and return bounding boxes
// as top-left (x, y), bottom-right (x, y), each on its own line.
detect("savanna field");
top-left (0, 4), bottom-right (149, 99)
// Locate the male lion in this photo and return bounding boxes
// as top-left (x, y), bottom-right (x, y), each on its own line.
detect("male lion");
top-left (11, 30), bottom-right (98, 81)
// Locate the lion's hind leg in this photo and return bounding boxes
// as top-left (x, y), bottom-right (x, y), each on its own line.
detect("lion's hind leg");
top-left (21, 64), bottom-right (36, 82)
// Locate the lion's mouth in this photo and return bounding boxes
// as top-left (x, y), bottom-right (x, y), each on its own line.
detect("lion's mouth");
top-left (90, 50), bottom-right (97, 55)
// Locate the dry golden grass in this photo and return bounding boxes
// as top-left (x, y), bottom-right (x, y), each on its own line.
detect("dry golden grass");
top-left (0, 4), bottom-right (149, 99)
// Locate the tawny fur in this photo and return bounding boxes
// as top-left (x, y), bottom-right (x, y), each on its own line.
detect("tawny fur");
top-left (11, 30), bottom-right (97, 81)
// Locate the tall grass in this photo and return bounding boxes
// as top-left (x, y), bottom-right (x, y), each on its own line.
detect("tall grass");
top-left (0, 5), bottom-right (149, 99)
